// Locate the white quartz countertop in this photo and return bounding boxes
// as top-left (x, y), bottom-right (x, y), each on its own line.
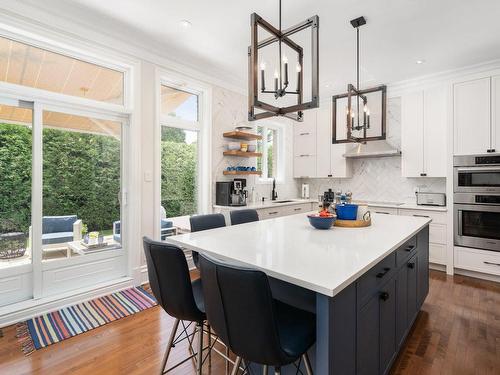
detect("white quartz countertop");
top-left (167, 212), bottom-right (431, 297)
top-left (353, 200), bottom-right (448, 212)
top-left (213, 198), bottom-right (318, 210)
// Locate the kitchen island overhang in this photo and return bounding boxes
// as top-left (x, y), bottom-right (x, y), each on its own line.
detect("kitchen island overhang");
top-left (167, 213), bottom-right (431, 374)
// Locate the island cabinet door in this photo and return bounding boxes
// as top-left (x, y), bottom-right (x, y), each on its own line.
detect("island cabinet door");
top-left (417, 228), bottom-right (430, 308)
top-left (356, 296), bottom-right (380, 375)
top-left (379, 279), bottom-right (397, 375)
top-left (407, 254), bottom-right (419, 326)
top-left (396, 265), bottom-right (408, 348)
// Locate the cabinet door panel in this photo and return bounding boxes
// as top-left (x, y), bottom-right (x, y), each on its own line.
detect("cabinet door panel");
top-left (424, 86), bottom-right (447, 177)
top-left (293, 155), bottom-right (316, 178)
top-left (294, 133), bottom-right (316, 156)
top-left (357, 295), bottom-right (379, 375)
top-left (396, 266), bottom-right (408, 348)
top-left (454, 78), bottom-right (491, 155)
top-left (493, 75), bottom-right (500, 152)
top-left (401, 91), bottom-right (424, 177)
top-left (407, 254), bottom-right (418, 325)
top-left (379, 279), bottom-right (397, 375)
top-left (316, 105), bottom-right (332, 177)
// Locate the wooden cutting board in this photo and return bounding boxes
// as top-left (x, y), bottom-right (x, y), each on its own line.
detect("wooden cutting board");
top-left (334, 218), bottom-right (372, 227)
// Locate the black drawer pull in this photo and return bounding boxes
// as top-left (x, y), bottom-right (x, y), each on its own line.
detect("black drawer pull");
top-left (375, 211), bottom-right (390, 215)
top-left (376, 267), bottom-right (391, 278)
top-left (294, 207), bottom-right (302, 211)
top-left (379, 292), bottom-right (390, 301)
top-left (420, 173), bottom-right (427, 177)
top-left (268, 211), bottom-right (279, 215)
top-left (407, 262), bottom-right (415, 269)
top-left (413, 214), bottom-right (430, 218)
top-left (405, 245), bottom-right (415, 252)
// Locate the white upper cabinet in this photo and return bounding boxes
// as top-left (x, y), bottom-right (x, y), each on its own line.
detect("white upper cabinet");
top-left (316, 105), bottom-right (331, 177)
top-left (401, 85), bottom-right (447, 177)
top-left (454, 77), bottom-right (491, 155)
top-left (293, 110), bottom-right (317, 178)
top-left (492, 75), bottom-right (500, 152)
top-left (401, 91), bottom-right (424, 177)
top-left (423, 85), bottom-right (447, 177)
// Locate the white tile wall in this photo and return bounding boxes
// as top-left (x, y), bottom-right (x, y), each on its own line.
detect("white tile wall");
top-left (301, 97), bottom-right (446, 203)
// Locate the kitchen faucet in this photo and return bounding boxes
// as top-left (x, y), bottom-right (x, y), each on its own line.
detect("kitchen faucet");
top-left (271, 178), bottom-right (278, 201)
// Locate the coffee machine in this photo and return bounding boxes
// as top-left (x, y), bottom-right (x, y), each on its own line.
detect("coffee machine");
top-left (216, 179), bottom-right (248, 206)
top-left (231, 178), bottom-right (247, 206)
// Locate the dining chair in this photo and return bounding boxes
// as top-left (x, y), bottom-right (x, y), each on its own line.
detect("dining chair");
top-left (199, 253), bottom-right (315, 375)
top-left (189, 213), bottom-right (226, 267)
top-left (143, 237), bottom-right (210, 375)
top-left (229, 209), bottom-right (259, 225)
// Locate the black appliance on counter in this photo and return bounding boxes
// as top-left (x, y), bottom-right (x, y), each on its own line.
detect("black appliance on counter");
top-left (216, 179), bottom-right (247, 206)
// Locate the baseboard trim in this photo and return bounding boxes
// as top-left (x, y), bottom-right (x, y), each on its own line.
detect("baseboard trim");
top-left (0, 277), bottom-right (135, 328)
top-left (454, 268), bottom-right (500, 283)
top-left (429, 263), bottom-right (446, 272)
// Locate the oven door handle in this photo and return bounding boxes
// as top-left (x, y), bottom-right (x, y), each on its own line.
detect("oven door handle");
top-left (457, 210), bottom-right (463, 236)
top-left (456, 166), bottom-right (500, 173)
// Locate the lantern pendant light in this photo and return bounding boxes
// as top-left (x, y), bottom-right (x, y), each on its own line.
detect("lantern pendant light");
top-left (248, 0), bottom-right (319, 122)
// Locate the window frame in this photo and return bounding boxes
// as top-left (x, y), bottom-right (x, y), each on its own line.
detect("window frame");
top-left (155, 70), bottom-right (212, 240)
top-left (256, 120), bottom-right (285, 184)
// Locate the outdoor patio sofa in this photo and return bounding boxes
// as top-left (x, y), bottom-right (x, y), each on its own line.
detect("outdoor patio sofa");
top-left (28, 215), bottom-right (82, 247)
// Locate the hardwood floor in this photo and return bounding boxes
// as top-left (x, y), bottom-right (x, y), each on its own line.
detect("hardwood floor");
top-left (0, 270), bottom-right (498, 375)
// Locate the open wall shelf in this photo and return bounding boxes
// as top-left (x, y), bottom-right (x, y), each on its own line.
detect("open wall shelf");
top-left (223, 131), bottom-right (262, 141)
top-left (223, 151), bottom-right (262, 157)
top-left (223, 170), bottom-right (262, 176)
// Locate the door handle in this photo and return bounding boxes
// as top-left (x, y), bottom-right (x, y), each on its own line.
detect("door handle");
top-left (376, 267), bottom-right (391, 278)
top-left (294, 208), bottom-right (302, 211)
top-left (379, 291), bottom-right (390, 301)
top-left (268, 211), bottom-right (279, 215)
top-left (407, 262), bottom-right (415, 269)
top-left (405, 245), bottom-right (415, 252)
top-left (299, 132), bottom-right (310, 136)
top-left (420, 173), bottom-right (427, 177)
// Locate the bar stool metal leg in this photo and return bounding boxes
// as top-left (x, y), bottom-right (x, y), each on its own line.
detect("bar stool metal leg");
top-left (302, 353), bottom-right (313, 375)
top-left (274, 367), bottom-right (281, 375)
top-left (196, 322), bottom-right (203, 375)
top-left (207, 323), bottom-right (212, 368)
top-left (160, 318), bottom-right (180, 375)
top-left (262, 365), bottom-right (268, 374)
top-left (231, 356), bottom-right (242, 375)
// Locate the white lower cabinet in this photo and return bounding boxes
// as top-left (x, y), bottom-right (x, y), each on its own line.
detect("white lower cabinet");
top-left (369, 206), bottom-right (399, 215)
top-left (454, 247), bottom-right (500, 276)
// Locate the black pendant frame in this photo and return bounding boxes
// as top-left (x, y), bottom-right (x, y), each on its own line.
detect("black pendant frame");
top-left (332, 84), bottom-right (387, 144)
top-left (248, 13), bottom-right (319, 122)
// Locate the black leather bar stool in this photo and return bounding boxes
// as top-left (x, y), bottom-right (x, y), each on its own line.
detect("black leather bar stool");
top-left (230, 209), bottom-right (259, 225)
top-left (189, 213), bottom-right (226, 267)
top-left (199, 253), bottom-right (315, 375)
top-left (143, 237), bottom-right (209, 375)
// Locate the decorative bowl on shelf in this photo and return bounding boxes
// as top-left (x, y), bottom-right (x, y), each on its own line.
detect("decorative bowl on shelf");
top-left (307, 213), bottom-right (336, 229)
top-left (227, 142), bottom-right (240, 151)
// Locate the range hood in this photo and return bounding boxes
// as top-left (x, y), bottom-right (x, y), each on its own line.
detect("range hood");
top-left (343, 140), bottom-right (401, 158)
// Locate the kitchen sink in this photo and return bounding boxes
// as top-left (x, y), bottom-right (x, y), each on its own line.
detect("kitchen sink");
top-left (272, 200), bottom-right (295, 204)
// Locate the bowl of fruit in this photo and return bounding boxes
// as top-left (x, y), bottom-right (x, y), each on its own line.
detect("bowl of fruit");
top-left (307, 210), bottom-right (336, 230)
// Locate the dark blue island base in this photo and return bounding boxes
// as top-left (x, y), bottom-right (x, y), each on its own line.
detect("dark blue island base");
top-left (250, 225), bottom-right (429, 375)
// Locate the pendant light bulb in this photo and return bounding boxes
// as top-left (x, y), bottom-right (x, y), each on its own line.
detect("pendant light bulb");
top-left (274, 70), bottom-right (279, 78)
top-left (282, 55), bottom-right (288, 63)
top-left (260, 61), bottom-right (266, 71)
top-left (363, 104), bottom-right (367, 113)
top-left (366, 109), bottom-right (370, 116)
top-left (296, 63), bottom-right (302, 73)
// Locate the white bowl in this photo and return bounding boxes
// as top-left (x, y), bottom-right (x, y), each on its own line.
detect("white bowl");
top-left (227, 142), bottom-right (240, 151)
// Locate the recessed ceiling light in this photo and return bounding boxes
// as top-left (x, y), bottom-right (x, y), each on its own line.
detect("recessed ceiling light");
top-left (180, 20), bottom-right (192, 29)
top-left (416, 59), bottom-right (425, 64)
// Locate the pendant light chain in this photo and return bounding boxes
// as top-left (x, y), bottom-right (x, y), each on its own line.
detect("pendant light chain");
top-left (278, 0), bottom-right (282, 90)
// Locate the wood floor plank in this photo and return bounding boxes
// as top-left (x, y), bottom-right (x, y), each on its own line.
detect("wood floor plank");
top-left (0, 270), bottom-right (499, 375)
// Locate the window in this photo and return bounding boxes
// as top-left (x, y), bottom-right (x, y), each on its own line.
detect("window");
top-left (0, 102), bottom-right (33, 272)
top-left (160, 84), bottom-right (202, 226)
top-left (0, 36), bottom-right (124, 104)
top-left (257, 123), bottom-right (282, 181)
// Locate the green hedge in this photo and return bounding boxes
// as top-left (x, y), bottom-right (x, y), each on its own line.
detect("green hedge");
top-left (0, 123), bottom-right (197, 234)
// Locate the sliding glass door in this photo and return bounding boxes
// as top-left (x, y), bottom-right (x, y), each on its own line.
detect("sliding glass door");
top-left (0, 99), bottom-right (34, 306)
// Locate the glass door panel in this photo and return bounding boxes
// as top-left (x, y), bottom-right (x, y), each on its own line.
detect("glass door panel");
top-left (161, 127), bottom-right (198, 239)
top-left (0, 101), bottom-right (33, 306)
top-left (42, 110), bottom-right (122, 261)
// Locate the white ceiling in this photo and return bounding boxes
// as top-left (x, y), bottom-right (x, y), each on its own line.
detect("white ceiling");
top-left (16, 0), bottom-right (500, 95)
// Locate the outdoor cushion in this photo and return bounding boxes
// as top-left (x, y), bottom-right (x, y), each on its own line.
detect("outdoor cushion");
top-left (161, 219), bottom-right (173, 228)
top-left (42, 232), bottom-right (74, 245)
top-left (43, 215), bottom-right (77, 234)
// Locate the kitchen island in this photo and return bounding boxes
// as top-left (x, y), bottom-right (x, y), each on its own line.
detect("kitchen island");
top-left (167, 213), bottom-right (431, 375)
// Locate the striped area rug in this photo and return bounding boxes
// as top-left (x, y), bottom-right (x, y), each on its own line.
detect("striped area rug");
top-left (17, 287), bottom-right (157, 355)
